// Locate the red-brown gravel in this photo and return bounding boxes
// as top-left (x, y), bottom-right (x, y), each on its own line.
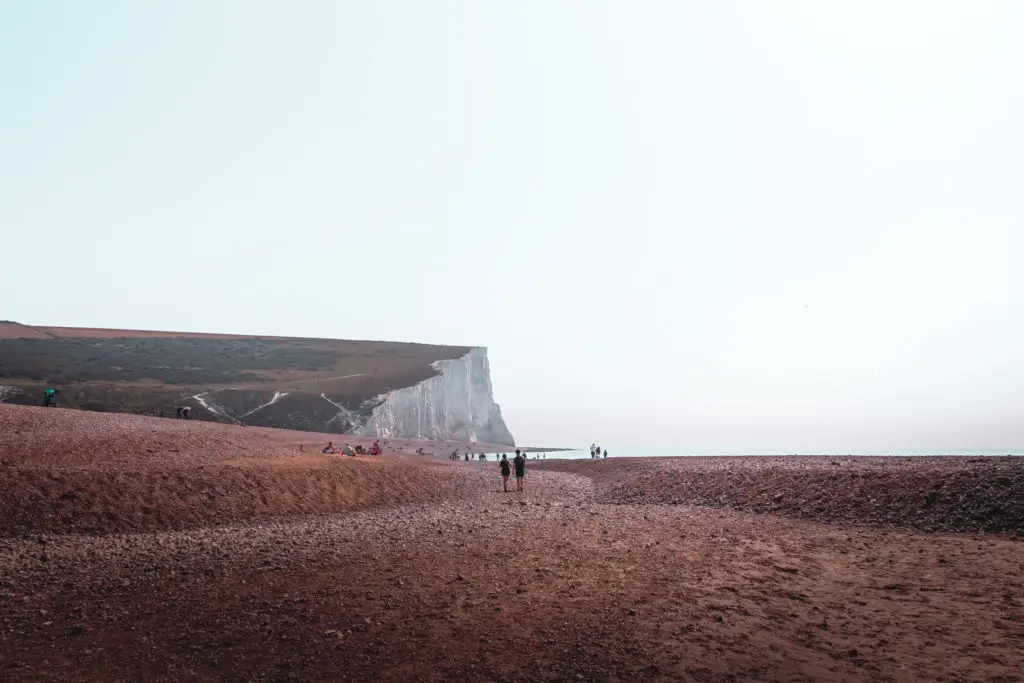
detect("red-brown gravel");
top-left (2, 406), bottom-right (1022, 681)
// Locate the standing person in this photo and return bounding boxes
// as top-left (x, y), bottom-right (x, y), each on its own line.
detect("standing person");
top-left (176, 407), bottom-right (182, 419)
top-left (513, 449), bottom-right (526, 492)
top-left (590, 443), bottom-right (596, 459)
top-left (499, 454), bottom-right (511, 492)
top-left (603, 449), bottom-right (608, 458)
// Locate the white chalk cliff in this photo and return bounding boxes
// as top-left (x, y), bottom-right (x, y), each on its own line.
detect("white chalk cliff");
top-left (355, 347), bottom-right (514, 445)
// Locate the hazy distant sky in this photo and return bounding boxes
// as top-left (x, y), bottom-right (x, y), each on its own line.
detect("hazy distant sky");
top-left (2, 1), bottom-right (1022, 453)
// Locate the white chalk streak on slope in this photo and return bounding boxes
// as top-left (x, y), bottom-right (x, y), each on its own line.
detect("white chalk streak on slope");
top-left (242, 391), bottom-right (288, 418)
top-left (320, 393), bottom-right (365, 428)
top-left (193, 393), bottom-right (230, 420)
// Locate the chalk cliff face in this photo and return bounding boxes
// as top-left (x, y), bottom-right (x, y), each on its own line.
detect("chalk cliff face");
top-left (355, 348), bottom-right (514, 445)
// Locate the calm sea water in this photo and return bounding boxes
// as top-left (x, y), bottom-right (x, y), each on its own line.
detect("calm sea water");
top-left (535, 446), bottom-right (1023, 460)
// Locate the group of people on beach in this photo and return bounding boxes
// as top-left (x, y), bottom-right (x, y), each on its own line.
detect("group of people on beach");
top-left (590, 443), bottom-right (608, 459)
top-left (313, 439), bottom-right (530, 492)
top-left (447, 449), bottom-right (543, 462)
top-left (447, 448), bottom-right (530, 491)
top-left (451, 449), bottom-right (475, 461)
top-left (318, 440), bottom-right (382, 457)
top-left (499, 449), bottom-right (527, 492)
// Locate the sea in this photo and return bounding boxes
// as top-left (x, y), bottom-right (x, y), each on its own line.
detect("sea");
top-left (533, 446), bottom-right (1023, 460)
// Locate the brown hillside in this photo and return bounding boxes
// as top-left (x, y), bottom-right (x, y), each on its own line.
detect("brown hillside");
top-left (0, 405), bottom-right (509, 537)
top-left (0, 324), bottom-right (473, 434)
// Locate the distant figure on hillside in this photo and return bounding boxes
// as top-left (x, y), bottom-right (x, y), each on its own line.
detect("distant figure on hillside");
top-left (299, 444), bottom-right (305, 453)
top-left (499, 454), bottom-right (511, 492)
top-left (42, 388), bottom-right (57, 408)
top-left (603, 449), bottom-right (608, 458)
top-left (590, 443), bottom-right (597, 458)
top-left (176, 407), bottom-right (182, 419)
top-left (183, 407), bottom-right (191, 420)
top-left (513, 449), bottom-right (526, 492)
top-left (322, 442), bottom-right (335, 455)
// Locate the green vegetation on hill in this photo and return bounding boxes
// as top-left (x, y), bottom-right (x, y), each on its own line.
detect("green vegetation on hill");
top-left (0, 337), bottom-right (340, 384)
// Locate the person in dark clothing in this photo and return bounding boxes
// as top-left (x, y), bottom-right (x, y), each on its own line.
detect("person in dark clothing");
top-left (176, 407), bottom-right (182, 419)
top-left (513, 449), bottom-right (526, 492)
top-left (603, 449), bottom-right (608, 458)
top-left (499, 454), bottom-right (511, 492)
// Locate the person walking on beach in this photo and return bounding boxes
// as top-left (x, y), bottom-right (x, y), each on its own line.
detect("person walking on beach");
top-left (513, 449), bottom-right (526, 492)
top-left (499, 454), bottom-right (511, 492)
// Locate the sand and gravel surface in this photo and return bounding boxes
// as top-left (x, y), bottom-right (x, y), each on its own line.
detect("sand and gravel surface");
top-left (2, 407), bottom-right (1023, 681)
top-left (0, 406), bottom-right (511, 537)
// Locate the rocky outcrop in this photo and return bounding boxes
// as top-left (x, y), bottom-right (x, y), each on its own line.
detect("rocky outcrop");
top-left (355, 348), bottom-right (514, 445)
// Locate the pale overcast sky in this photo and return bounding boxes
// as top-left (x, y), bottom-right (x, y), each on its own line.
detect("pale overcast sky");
top-left (2, 1), bottom-right (1022, 453)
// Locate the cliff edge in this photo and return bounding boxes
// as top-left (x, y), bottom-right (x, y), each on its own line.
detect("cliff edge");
top-left (0, 324), bottom-right (515, 445)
